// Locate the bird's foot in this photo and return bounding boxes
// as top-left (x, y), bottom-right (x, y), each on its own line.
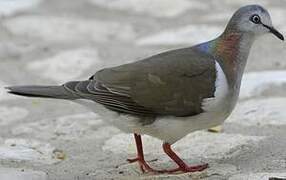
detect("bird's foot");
top-left (178, 163), bottom-right (209, 173)
top-left (127, 157), bottom-right (181, 173)
top-left (127, 157), bottom-right (160, 173)
top-left (127, 157), bottom-right (208, 173)
top-left (151, 163), bottom-right (208, 173)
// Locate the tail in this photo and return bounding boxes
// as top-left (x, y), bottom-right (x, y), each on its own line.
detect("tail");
top-left (6, 85), bottom-right (79, 100)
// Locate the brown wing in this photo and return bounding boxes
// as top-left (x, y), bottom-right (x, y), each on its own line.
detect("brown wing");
top-left (66, 47), bottom-right (217, 117)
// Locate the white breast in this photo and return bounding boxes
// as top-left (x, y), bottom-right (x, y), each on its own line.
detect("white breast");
top-left (201, 61), bottom-right (229, 112)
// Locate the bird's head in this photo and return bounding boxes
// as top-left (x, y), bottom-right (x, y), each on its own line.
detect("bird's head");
top-left (226, 5), bottom-right (284, 41)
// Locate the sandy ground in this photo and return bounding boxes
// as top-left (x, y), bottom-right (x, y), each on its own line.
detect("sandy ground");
top-left (0, 0), bottom-right (286, 179)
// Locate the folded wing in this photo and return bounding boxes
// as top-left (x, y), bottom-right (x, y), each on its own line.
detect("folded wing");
top-left (75, 47), bottom-right (217, 117)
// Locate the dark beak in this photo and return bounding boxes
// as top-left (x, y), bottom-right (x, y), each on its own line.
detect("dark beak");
top-left (262, 24), bottom-right (284, 41)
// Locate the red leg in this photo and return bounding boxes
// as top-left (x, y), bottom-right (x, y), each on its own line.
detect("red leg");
top-left (127, 134), bottom-right (208, 174)
top-left (162, 143), bottom-right (208, 173)
top-left (127, 134), bottom-right (179, 173)
top-left (127, 134), bottom-right (159, 173)
top-left (127, 134), bottom-right (143, 163)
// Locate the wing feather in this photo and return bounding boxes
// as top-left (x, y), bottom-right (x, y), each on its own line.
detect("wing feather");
top-left (64, 47), bottom-right (217, 117)
top-left (63, 80), bottom-right (155, 116)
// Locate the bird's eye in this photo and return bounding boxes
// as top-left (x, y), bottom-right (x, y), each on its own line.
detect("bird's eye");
top-left (250, 14), bottom-right (261, 24)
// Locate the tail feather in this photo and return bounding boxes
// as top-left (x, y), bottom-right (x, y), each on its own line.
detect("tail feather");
top-left (6, 85), bottom-right (79, 99)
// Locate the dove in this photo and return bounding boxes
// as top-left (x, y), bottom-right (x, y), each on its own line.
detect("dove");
top-left (6, 5), bottom-right (284, 173)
